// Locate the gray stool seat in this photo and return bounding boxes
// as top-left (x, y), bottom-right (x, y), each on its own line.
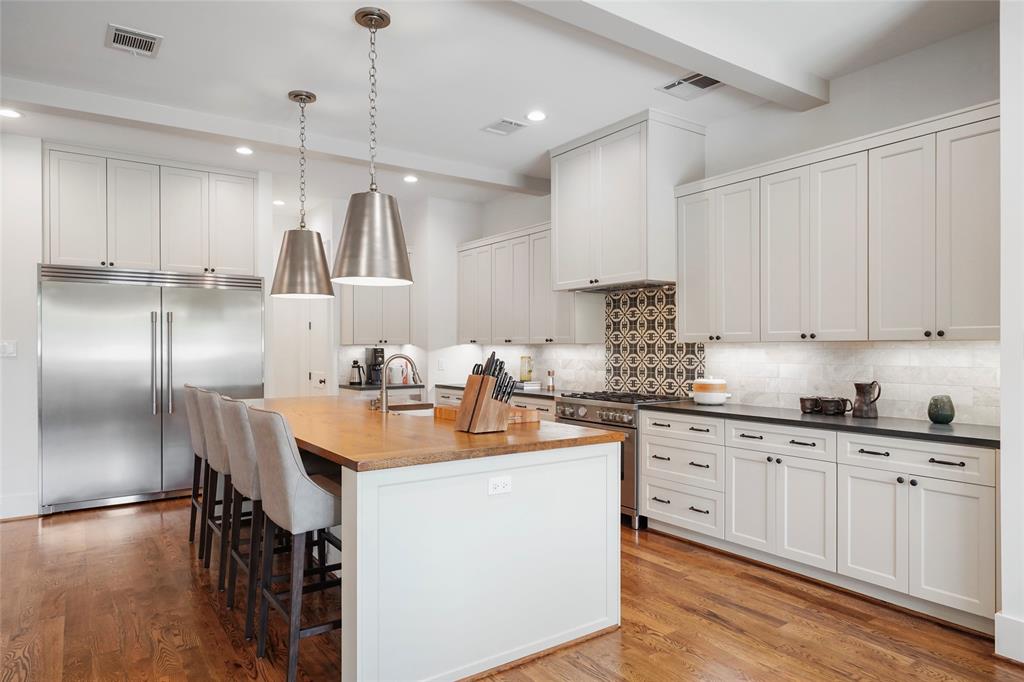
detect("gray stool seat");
top-left (196, 388), bottom-right (240, 593)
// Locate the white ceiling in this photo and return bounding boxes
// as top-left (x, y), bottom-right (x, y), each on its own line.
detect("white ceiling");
top-left (0, 1), bottom-right (998, 188)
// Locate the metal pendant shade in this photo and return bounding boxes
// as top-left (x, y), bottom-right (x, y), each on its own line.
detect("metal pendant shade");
top-left (271, 228), bottom-right (335, 298)
top-left (331, 191), bottom-right (412, 286)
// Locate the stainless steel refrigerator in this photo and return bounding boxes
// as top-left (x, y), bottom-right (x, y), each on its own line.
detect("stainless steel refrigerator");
top-left (38, 265), bottom-right (264, 514)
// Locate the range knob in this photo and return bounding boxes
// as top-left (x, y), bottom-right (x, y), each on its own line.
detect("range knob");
top-left (622, 412), bottom-right (634, 424)
top-left (577, 406), bottom-right (588, 418)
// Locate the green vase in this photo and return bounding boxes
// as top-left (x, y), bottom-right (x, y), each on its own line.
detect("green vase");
top-left (928, 395), bottom-right (955, 424)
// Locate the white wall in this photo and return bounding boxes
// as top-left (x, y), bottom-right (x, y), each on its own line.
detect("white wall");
top-left (997, 0), bottom-right (1024, 664)
top-left (0, 133), bottom-right (42, 518)
top-left (705, 23), bottom-right (999, 175)
top-left (480, 193), bottom-right (550, 236)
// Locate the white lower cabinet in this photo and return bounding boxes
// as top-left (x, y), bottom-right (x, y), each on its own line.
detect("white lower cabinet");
top-left (725, 448), bottom-right (775, 553)
top-left (643, 477), bottom-right (725, 539)
top-left (508, 395), bottom-right (555, 420)
top-left (435, 388), bottom-right (464, 406)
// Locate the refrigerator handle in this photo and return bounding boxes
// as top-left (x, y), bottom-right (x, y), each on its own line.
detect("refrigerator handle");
top-left (150, 311), bottom-right (158, 416)
top-left (166, 311), bottom-right (174, 414)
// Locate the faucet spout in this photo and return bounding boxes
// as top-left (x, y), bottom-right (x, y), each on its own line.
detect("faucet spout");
top-left (378, 353), bottom-right (422, 412)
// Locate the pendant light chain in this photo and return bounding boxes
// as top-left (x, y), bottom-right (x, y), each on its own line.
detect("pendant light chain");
top-left (298, 99), bottom-right (308, 228)
top-left (367, 21), bottom-right (379, 192)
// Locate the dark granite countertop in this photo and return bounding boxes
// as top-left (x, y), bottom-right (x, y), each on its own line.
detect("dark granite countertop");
top-left (434, 383), bottom-right (561, 400)
top-left (640, 401), bottom-right (1000, 449)
top-left (339, 383), bottom-right (424, 391)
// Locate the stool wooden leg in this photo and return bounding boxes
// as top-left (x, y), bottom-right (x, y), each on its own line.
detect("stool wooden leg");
top-left (287, 531), bottom-right (306, 682)
top-left (317, 530), bottom-right (327, 584)
top-left (198, 461), bottom-right (211, 560)
top-left (203, 469), bottom-right (219, 569)
top-left (244, 501), bottom-right (263, 641)
top-left (188, 453), bottom-right (201, 544)
top-left (304, 531), bottom-right (314, 570)
top-left (257, 516), bottom-right (276, 658)
top-left (217, 475), bottom-right (234, 592)
top-left (226, 488), bottom-right (244, 607)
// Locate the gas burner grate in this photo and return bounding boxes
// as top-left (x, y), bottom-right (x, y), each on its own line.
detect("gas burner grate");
top-left (560, 391), bottom-right (679, 404)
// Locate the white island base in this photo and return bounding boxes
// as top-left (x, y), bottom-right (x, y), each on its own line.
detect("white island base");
top-left (340, 442), bottom-right (621, 681)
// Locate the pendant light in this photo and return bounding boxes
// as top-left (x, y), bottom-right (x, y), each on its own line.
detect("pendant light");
top-left (331, 7), bottom-right (413, 287)
top-left (270, 91), bottom-right (335, 298)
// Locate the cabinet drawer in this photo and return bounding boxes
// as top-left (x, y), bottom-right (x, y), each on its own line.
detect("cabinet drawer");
top-left (837, 433), bottom-right (995, 486)
top-left (509, 396), bottom-right (555, 421)
top-left (726, 420), bottom-right (836, 462)
top-left (642, 477), bottom-right (725, 539)
top-left (642, 436), bottom-right (724, 492)
top-left (641, 412), bottom-right (725, 445)
top-left (436, 389), bottom-right (463, 406)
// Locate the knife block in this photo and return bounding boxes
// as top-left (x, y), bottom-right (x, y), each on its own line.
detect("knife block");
top-left (455, 374), bottom-right (512, 434)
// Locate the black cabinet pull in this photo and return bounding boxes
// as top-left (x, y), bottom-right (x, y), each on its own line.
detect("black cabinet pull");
top-left (858, 448), bottom-right (890, 457)
top-left (924, 330), bottom-right (932, 337)
top-left (789, 439), bottom-right (816, 447)
top-left (776, 457), bottom-right (783, 463)
top-left (800, 333), bottom-right (807, 339)
top-left (937, 330), bottom-right (945, 337)
top-left (715, 335), bottom-right (721, 340)
top-left (809, 333), bottom-right (816, 339)
top-left (651, 454), bottom-right (671, 461)
top-left (708, 335), bottom-right (714, 341)
top-left (766, 456), bottom-right (774, 462)
top-left (689, 426), bottom-right (711, 433)
top-left (928, 457), bottom-right (966, 467)
top-left (688, 461), bottom-right (710, 469)
top-left (651, 496), bottom-right (671, 504)
top-left (651, 421), bottom-right (671, 428)
top-left (739, 433), bottom-right (763, 440)
top-left (897, 477), bottom-right (905, 484)
top-left (513, 403), bottom-right (527, 408)
top-left (100, 261), bottom-right (106, 266)
top-left (536, 407), bottom-right (549, 412)
top-left (688, 506), bottom-right (710, 515)
top-left (910, 479), bottom-right (918, 486)
top-left (108, 261), bottom-right (115, 267)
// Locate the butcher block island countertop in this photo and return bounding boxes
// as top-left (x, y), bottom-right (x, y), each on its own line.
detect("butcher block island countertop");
top-left (251, 394), bottom-right (623, 472)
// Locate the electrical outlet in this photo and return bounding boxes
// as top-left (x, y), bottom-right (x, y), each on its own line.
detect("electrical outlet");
top-left (0, 340), bottom-right (16, 358)
top-left (487, 475), bottom-right (512, 496)
top-left (438, 359), bottom-right (447, 371)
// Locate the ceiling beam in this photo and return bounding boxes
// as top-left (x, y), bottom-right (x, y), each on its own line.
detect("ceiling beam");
top-left (1, 77), bottom-right (550, 195)
top-left (521, 0), bottom-right (829, 111)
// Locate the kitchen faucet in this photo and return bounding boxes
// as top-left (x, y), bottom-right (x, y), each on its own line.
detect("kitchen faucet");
top-left (376, 353), bottom-right (423, 412)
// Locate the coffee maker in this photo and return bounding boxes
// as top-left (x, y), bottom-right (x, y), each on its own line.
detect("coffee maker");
top-left (365, 347), bottom-right (385, 386)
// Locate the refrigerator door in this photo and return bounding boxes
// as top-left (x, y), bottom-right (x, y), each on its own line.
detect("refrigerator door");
top-left (162, 286), bottom-right (263, 491)
top-left (40, 281), bottom-right (164, 507)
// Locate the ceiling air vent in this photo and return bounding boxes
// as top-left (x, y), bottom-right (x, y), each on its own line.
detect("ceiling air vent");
top-left (482, 118), bottom-right (527, 136)
top-left (104, 24), bottom-right (163, 58)
top-left (658, 72), bottom-right (723, 101)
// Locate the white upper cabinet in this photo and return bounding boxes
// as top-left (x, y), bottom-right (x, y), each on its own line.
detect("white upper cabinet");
top-left (552, 113), bottom-right (705, 290)
top-left (677, 192), bottom-right (716, 343)
top-left (457, 246), bottom-right (492, 345)
top-left (160, 167), bottom-right (209, 274)
top-left (492, 236), bottom-right (530, 344)
top-left (869, 135), bottom-right (937, 340)
top-left (760, 167), bottom-right (809, 342)
top-left (381, 286), bottom-right (412, 345)
top-left (208, 173), bottom-right (255, 276)
top-left (350, 284), bottom-right (411, 345)
top-left (107, 159), bottom-right (160, 270)
top-left (529, 231), bottom-right (576, 344)
top-left (48, 151), bottom-right (107, 267)
top-left (935, 119), bottom-right (1000, 340)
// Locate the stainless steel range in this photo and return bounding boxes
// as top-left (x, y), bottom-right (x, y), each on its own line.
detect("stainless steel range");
top-left (555, 391), bottom-right (678, 529)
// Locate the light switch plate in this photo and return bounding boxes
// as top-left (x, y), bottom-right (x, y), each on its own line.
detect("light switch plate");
top-left (437, 359), bottom-right (447, 371)
top-left (0, 340), bottom-right (16, 358)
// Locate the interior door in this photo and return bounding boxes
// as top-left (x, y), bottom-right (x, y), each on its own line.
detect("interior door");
top-left (774, 455), bottom-right (836, 571)
top-left (40, 281), bottom-right (163, 507)
top-left (107, 158), bottom-right (160, 270)
top-left (715, 180), bottom-right (760, 342)
top-left (760, 168), bottom-right (809, 342)
top-left (676, 192), bottom-right (716, 343)
top-left (837, 464), bottom-right (908, 592)
top-left (595, 123), bottom-right (646, 284)
top-left (725, 448), bottom-right (774, 553)
top-left (551, 144), bottom-right (595, 289)
top-left (162, 286), bottom-right (263, 491)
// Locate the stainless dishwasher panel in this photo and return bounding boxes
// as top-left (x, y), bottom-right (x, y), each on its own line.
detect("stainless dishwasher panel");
top-left (40, 281), bottom-right (164, 507)
top-left (161, 286), bottom-right (264, 491)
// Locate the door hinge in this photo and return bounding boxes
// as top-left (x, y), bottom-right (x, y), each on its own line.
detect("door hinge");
top-left (308, 371), bottom-right (312, 381)
top-left (308, 321), bottom-right (312, 330)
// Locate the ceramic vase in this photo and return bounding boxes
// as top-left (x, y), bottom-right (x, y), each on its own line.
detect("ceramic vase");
top-left (928, 395), bottom-right (955, 424)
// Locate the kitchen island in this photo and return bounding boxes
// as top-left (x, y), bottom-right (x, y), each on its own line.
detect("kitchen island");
top-left (248, 396), bottom-right (624, 681)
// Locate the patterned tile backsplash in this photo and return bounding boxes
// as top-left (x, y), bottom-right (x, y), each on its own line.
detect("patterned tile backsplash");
top-left (605, 285), bottom-right (705, 395)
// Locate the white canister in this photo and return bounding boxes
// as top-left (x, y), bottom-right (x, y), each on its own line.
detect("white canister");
top-left (691, 377), bottom-right (732, 405)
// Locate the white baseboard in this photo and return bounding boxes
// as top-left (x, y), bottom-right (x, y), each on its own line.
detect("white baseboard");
top-left (996, 612), bottom-right (1024, 663)
top-left (0, 491), bottom-right (38, 520)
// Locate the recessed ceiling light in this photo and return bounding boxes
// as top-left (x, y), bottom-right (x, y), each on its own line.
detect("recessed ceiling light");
top-left (235, 146), bottom-right (254, 155)
top-left (273, 200), bottom-right (285, 206)
top-left (403, 175), bottom-right (418, 183)
top-left (0, 108), bottom-right (22, 119)
top-left (526, 110), bottom-right (546, 122)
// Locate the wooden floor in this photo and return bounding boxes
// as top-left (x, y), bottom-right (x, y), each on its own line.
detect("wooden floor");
top-left (1, 500), bottom-right (1021, 681)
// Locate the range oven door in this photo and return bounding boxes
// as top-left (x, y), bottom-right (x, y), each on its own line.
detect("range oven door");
top-left (556, 417), bottom-right (637, 518)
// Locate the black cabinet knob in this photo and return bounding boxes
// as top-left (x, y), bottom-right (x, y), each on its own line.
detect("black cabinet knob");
top-left (708, 335), bottom-right (714, 341)
top-left (800, 333), bottom-right (807, 339)
top-left (809, 333), bottom-right (816, 339)
top-left (924, 330), bottom-right (932, 337)
top-left (100, 261), bottom-right (106, 266)
top-left (108, 262), bottom-right (115, 267)
top-left (210, 268), bottom-right (216, 273)
top-left (910, 479), bottom-right (918, 486)
top-left (937, 330), bottom-right (945, 337)
top-left (204, 267), bottom-right (209, 272)
top-left (776, 458), bottom-right (782, 463)
top-left (897, 476), bottom-right (905, 484)
top-left (766, 456), bottom-right (773, 462)
top-left (715, 335), bottom-right (721, 341)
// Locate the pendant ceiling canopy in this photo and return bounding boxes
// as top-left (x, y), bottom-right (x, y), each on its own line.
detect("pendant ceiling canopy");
top-left (331, 7), bottom-right (413, 287)
top-left (271, 90), bottom-right (335, 298)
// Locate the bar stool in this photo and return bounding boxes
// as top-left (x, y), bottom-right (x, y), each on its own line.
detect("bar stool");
top-left (195, 388), bottom-right (236, 593)
top-left (219, 395), bottom-right (263, 640)
top-left (248, 405), bottom-right (341, 682)
top-left (183, 385), bottom-right (207, 552)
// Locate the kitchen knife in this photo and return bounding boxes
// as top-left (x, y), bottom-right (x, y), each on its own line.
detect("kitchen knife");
top-left (482, 351), bottom-right (496, 376)
top-left (494, 360), bottom-right (505, 378)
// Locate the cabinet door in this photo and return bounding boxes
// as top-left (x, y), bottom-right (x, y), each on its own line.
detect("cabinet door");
top-left (908, 477), bottom-right (995, 617)
top-left (457, 250), bottom-right (476, 344)
top-left (529, 231), bottom-right (554, 343)
top-left (352, 286), bottom-right (383, 345)
top-left (107, 159), bottom-right (160, 270)
top-left (551, 144), bottom-right (596, 289)
top-left (381, 285), bottom-right (411, 345)
top-left (715, 180), bottom-right (760, 342)
top-left (725, 448), bottom-right (774, 553)
top-left (463, 246), bottom-right (493, 345)
top-left (595, 123), bottom-right (646, 284)
top-left (808, 153), bottom-right (868, 341)
top-left (760, 168), bottom-right (809, 342)
top-left (837, 465), bottom-right (908, 592)
top-left (553, 291), bottom-right (575, 344)
top-left (677, 192), bottom-right (716, 343)
top-left (160, 167), bottom-right (209, 273)
top-left (869, 136), bottom-right (936, 340)
top-left (936, 119), bottom-right (1000, 340)
top-left (774, 455), bottom-right (836, 571)
top-left (209, 173), bottom-right (254, 275)
top-left (48, 150), bottom-right (107, 267)
top-left (492, 237), bottom-right (530, 344)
